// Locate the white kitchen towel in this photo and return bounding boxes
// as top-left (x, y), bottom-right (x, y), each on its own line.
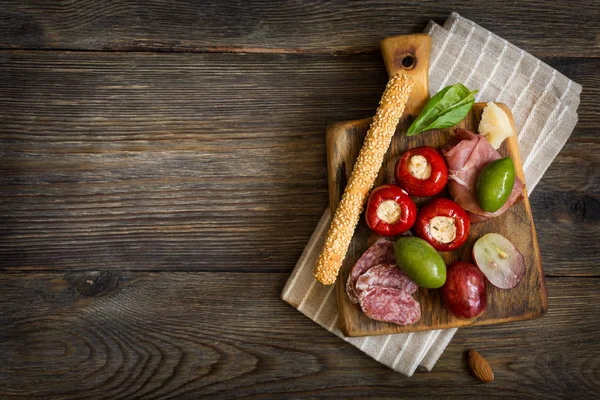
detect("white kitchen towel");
top-left (281, 12), bottom-right (581, 377)
top-left (430, 12), bottom-right (581, 190)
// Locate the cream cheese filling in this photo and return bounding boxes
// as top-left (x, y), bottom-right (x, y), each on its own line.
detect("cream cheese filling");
top-left (430, 216), bottom-right (456, 243)
top-left (407, 155), bottom-right (432, 180)
top-left (376, 200), bottom-right (401, 224)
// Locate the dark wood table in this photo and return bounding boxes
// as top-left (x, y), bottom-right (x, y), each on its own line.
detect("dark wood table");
top-left (1, 1), bottom-right (598, 398)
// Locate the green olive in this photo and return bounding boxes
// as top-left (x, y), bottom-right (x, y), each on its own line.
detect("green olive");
top-left (393, 237), bottom-right (446, 288)
top-left (476, 157), bottom-right (515, 212)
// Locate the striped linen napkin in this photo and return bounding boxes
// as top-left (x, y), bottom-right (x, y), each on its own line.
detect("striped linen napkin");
top-left (281, 12), bottom-right (582, 377)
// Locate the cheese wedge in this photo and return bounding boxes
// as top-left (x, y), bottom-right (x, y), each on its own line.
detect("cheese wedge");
top-left (478, 102), bottom-right (513, 150)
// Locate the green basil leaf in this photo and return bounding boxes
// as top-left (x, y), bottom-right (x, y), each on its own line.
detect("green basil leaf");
top-left (406, 83), bottom-right (478, 136)
top-left (415, 100), bottom-right (475, 133)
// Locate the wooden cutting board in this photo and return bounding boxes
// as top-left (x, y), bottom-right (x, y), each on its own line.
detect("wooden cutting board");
top-left (329, 34), bottom-right (548, 337)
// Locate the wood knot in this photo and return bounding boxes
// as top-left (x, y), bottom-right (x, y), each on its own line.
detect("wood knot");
top-left (76, 271), bottom-right (120, 297)
top-left (570, 195), bottom-right (600, 221)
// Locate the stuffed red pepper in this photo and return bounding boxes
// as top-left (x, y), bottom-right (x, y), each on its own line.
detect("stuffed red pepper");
top-left (365, 185), bottom-right (416, 236)
top-left (395, 146), bottom-right (448, 197)
top-left (414, 198), bottom-right (470, 251)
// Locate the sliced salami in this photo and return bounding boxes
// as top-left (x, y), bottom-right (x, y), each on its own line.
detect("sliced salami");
top-left (346, 238), bottom-right (395, 304)
top-left (358, 286), bottom-right (421, 325)
top-left (355, 263), bottom-right (418, 296)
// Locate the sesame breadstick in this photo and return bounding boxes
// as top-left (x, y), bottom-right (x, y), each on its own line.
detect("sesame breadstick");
top-left (314, 73), bottom-right (413, 285)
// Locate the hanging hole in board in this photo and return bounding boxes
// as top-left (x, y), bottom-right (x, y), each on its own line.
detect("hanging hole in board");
top-left (400, 53), bottom-right (416, 70)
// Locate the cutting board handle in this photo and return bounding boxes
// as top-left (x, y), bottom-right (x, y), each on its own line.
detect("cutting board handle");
top-left (380, 34), bottom-right (431, 115)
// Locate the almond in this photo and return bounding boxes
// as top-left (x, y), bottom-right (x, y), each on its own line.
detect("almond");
top-left (467, 349), bottom-right (494, 383)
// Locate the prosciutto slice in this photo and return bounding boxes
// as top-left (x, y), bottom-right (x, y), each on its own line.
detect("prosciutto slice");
top-left (442, 129), bottom-right (524, 222)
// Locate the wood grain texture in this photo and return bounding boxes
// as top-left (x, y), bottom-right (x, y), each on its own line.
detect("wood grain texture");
top-left (0, 51), bottom-right (386, 272)
top-left (0, 51), bottom-right (597, 275)
top-left (0, 3), bottom-right (597, 397)
top-left (380, 34), bottom-right (430, 112)
top-left (544, 57), bottom-right (599, 129)
top-left (0, 272), bottom-right (597, 399)
top-left (0, 1), bottom-right (599, 57)
top-left (528, 129), bottom-right (600, 276)
top-left (332, 104), bottom-right (547, 336)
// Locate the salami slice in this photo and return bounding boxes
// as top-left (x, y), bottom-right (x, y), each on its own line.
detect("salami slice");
top-left (346, 238), bottom-right (395, 303)
top-left (358, 286), bottom-right (421, 325)
top-left (355, 263), bottom-right (418, 296)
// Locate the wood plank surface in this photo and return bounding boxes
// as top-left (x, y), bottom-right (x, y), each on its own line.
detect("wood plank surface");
top-left (0, 2), bottom-right (598, 396)
top-left (0, 1), bottom-right (599, 57)
top-left (0, 51), bottom-right (597, 275)
top-left (0, 2), bottom-right (598, 397)
top-left (546, 57), bottom-right (599, 129)
top-left (0, 272), bottom-right (598, 399)
top-left (0, 51), bottom-right (383, 272)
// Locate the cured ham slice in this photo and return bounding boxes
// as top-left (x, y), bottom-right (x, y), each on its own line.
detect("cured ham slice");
top-left (442, 129), bottom-right (524, 222)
